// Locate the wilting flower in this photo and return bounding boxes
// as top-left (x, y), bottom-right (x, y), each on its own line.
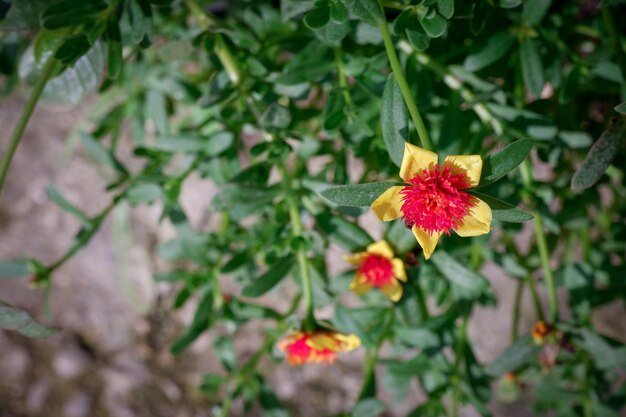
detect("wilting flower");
top-left (344, 240), bottom-right (407, 302)
top-left (278, 330), bottom-right (360, 366)
top-left (371, 143), bottom-right (492, 259)
top-left (531, 321), bottom-right (552, 345)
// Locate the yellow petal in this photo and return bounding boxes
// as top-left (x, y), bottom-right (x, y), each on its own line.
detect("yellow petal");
top-left (307, 333), bottom-right (339, 351)
top-left (371, 186), bottom-right (404, 221)
top-left (366, 240), bottom-right (394, 259)
top-left (454, 198), bottom-right (492, 237)
top-left (349, 274), bottom-right (373, 295)
top-left (443, 155), bottom-right (482, 188)
top-left (379, 279), bottom-right (403, 302)
top-left (412, 226), bottom-right (442, 260)
top-left (343, 252), bottom-right (367, 266)
top-left (333, 333), bottom-right (361, 351)
top-left (399, 143), bottom-right (438, 182)
top-left (391, 258), bottom-right (407, 282)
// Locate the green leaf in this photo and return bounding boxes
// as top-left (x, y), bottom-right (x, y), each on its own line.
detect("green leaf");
top-left (0, 260), bottom-right (32, 278)
top-left (381, 74), bottom-right (408, 167)
top-left (171, 284), bottom-right (214, 354)
top-left (146, 89), bottom-right (168, 135)
top-left (303, 6), bottom-right (329, 29)
top-left (41, 0), bottom-right (108, 30)
top-left (463, 31), bottom-right (516, 71)
top-left (126, 0), bottom-right (153, 45)
top-left (392, 8), bottom-right (413, 35)
top-left (241, 256), bottom-right (295, 298)
top-left (47, 185), bottom-right (90, 224)
top-left (384, 220), bottom-right (416, 254)
top-left (396, 327), bottom-right (441, 349)
top-left (571, 118), bottom-right (625, 191)
top-left (55, 34), bottom-right (92, 66)
top-left (405, 25), bottom-right (430, 51)
top-left (486, 104), bottom-right (557, 140)
top-left (126, 183), bottom-right (163, 204)
top-left (478, 139), bottom-right (533, 187)
top-left (437, 0), bottom-right (454, 19)
top-left (579, 330), bottom-right (626, 370)
top-left (323, 89), bottom-right (346, 129)
top-left (332, 305), bottom-right (375, 347)
top-left (211, 185), bottom-right (280, 212)
top-left (329, 1), bottom-right (348, 23)
top-left (522, 0), bottom-right (552, 26)
top-left (468, 192), bottom-right (533, 222)
top-left (353, 398), bottom-right (387, 417)
top-left (0, 0), bottom-right (59, 30)
top-left (419, 13), bottom-right (447, 38)
top-left (81, 133), bottom-right (127, 173)
top-left (520, 38), bottom-right (544, 97)
top-left (313, 19), bottom-right (350, 46)
top-left (485, 335), bottom-right (540, 376)
top-left (559, 65), bottom-right (581, 104)
top-left (316, 214), bottom-right (374, 251)
top-left (154, 132), bottom-right (233, 154)
top-left (430, 251), bottom-right (490, 298)
top-left (615, 102), bottom-right (626, 115)
top-left (0, 300), bottom-right (60, 338)
top-left (320, 182), bottom-right (397, 207)
top-left (281, 0), bottom-right (314, 21)
top-left (340, 0), bottom-right (384, 26)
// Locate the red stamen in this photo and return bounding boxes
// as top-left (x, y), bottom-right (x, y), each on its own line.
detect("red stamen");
top-left (400, 164), bottom-right (473, 235)
top-left (358, 254), bottom-right (394, 287)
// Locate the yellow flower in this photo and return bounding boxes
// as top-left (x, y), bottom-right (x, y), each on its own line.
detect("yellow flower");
top-left (371, 143), bottom-right (492, 259)
top-left (344, 240), bottom-right (407, 302)
top-left (277, 330), bottom-right (361, 366)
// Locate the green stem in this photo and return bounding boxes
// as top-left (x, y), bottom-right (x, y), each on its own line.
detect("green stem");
top-left (377, 17), bottom-right (433, 150)
top-left (333, 48), bottom-right (353, 108)
top-left (358, 310), bottom-right (394, 400)
top-left (511, 280), bottom-right (523, 342)
top-left (278, 163), bottom-right (315, 330)
top-left (414, 279), bottom-right (430, 320)
top-left (602, 7), bottom-right (626, 89)
top-left (451, 315), bottom-right (469, 417)
top-left (533, 210), bottom-right (558, 324)
top-left (0, 57), bottom-right (58, 198)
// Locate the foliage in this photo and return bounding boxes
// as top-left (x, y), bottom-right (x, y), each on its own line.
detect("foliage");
top-left (1, 0), bottom-right (626, 416)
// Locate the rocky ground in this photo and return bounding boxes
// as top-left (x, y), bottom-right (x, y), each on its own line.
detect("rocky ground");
top-left (1, 94), bottom-right (624, 417)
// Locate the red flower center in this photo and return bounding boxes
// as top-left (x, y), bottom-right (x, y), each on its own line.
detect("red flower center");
top-left (358, 254), bottom-right (394, 287)
top-left (286, 335), bottom-right (336, 365)
top-left (400, 164), bottom-right (473, 235)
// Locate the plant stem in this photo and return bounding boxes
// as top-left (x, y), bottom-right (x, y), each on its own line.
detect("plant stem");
top-left (511, 280), bottom-right (523, 342)
top-left (602, 7), bottom-right (626, 89)
top-left (451, 315), bottom-right (469, 417)
top-left (358, 310), bottom-right (394, 400)
top-left (0, 57), bottom-right (58, 198)
top-left (333, 48), bottom-right (353, 108)
top-left (278, 163), bottom-right (316, 330)
top-left (377, 17), bottom-right (433, 151)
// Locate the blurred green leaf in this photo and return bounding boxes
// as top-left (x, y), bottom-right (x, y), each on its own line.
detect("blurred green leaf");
top-left (41, 0), bottom-right (107, 30)
top-left (463, 31), bottom-right (516, 71)
top-left (430, 251), bottom-right (490, 299)
top-left (303, 6), bottom-right (329, 29)
top-left (571, 118), bottom-right (624, 191)
top-left (154, 132), bottom-right (233, 154)
top-left (340, 0), bottom-right (384, 26)
top-left (47, 185), bottom-right (90, 224)
top-left (281, 0), bottom-right (314, 21)
top-left (485, 335), bottom-right (539, 376)
top-left (316, 214), bottom-right (373, 251)
top-left (126, 183), bottom-right (163, 204)
top-left (353, 398), bottom-right (386, 417)
top-left (171, 284), bottom-right (214, 354)
top-left (0, 300), bottom-right (59, 338)
top-left (520, 38), bottom-right (544, 96)
top-left (522, 0), bottom-right (552, 26)
top-left (381, 74), bottom-right (408, 167)
top-left (615, 102), bottom-right (626, 114)
top-left (241, 256), bottom-right (295, 298)
top-left (0, 260), bottom-right (32, 278)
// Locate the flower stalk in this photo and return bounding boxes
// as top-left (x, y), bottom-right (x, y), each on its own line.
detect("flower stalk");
top-left (377, 9), bottom-right (433, 151)
top-left (0, 56), bottom-right (59, 199)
